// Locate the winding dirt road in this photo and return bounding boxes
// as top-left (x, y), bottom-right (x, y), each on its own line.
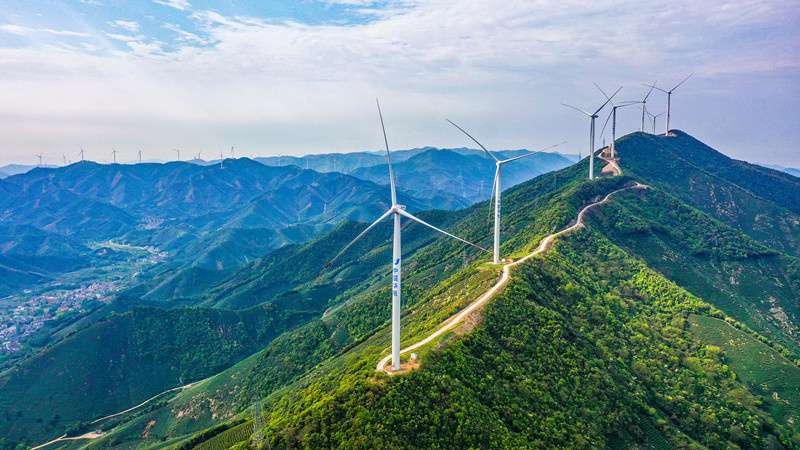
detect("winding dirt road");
top-left (377, 182), bottom-right (647, 373)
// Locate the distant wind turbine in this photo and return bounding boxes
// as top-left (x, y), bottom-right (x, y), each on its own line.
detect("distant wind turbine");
top-left (62, 153), bottom-right (67, 167)
top-left (647, 111), bottom-right (666, 134)
top-left (79, 147), bottom-right (85, 162)
top-left (230, 146), bottom-right (235, 158)
top-left (219, 149), bottom-right (224, 169)
top-left (447, 119), bottom-right (564, 265)
top-left (36, 153), bottom-right (43, 167)
top-left (643, 73), bottom-right (693, 135)
top-left (320, 100), bottom-right (492, 371)
top-left (641, 81), bottom-right (657, 132)
top-left (594, 83), bottom-right (642, 159)
top-left (172, 148), bottom-right (181, 161)
top-left (598, 100), bottom-right (642, 159)
top-left (110, 148), bottom-right (117, 164)
top-left (137, 148), bottom-right (142, 164)
top-left (562, 87), bottom-right (620, 180)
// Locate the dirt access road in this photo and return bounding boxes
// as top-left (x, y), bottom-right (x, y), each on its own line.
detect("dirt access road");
top-left (377, 177), bottom-right (646, 373)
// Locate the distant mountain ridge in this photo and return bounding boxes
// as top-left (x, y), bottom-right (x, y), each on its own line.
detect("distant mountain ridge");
top-left (0, 159), bottom-right (463, 295)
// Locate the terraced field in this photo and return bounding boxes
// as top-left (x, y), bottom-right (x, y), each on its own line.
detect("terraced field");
top-left (688, 314), bottom-right (800, 430)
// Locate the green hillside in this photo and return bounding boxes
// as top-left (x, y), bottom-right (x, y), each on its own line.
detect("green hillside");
top-left (586, 187), bottom-right (800, 353)
top-left (616, 131), bottom-right (800, 256)
top-left (0, 303), bottom-right (315, 444)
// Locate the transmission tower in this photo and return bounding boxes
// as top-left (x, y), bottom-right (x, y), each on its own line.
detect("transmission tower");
top-left (252, 397), bottom-right (265, 448)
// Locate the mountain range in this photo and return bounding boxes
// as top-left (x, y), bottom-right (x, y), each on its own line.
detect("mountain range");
top-left (0, 131), bottom-right (799, 448)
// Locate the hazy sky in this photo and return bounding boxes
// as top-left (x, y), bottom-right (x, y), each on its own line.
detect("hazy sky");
top-left (0, 0), bottom-right (798, 167)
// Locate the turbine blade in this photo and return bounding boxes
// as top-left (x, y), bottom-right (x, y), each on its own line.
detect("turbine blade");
top-left (376, 99), bottom-right (398, 206)
top-left (642, 83), bottom-right (668, 94)
top-left (446, 119), bottom-right (500, 162)
top-left (561, 103), bottom-right (592, 116)
top-left (487, 168), bottom-right (498, 228)
top-left (593, 82), bottom-right (612, 102)
top-left (593, 86), bottom-right (622, 115)
top-left (397, 209), bottom-right (493, 255)
top-left (316, 209), bottom-right (394, 279)
top-left (599, 110), bottom-right (612, 142)
top-left (670, 72), bottom-right (694, 92)
top-left (499, 141), bottom-right (567, 164)
top-left (643, 81), bottom-right (657, 101)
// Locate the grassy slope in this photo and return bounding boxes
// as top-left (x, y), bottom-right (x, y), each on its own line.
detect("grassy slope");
top-left (586, 187), bottom-right (800, 353)
top-left (688, 314), bottom-right (800, 430)
top-left (616, 131), bottom-right (800, 257)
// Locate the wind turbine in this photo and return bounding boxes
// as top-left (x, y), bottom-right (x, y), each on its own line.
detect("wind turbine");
top-left (640, 81), bottom-right (657, 132)
top-left (219, 148), bottom-right (224, 169)
top-left (62, 153), bottom-right (67, 166)
top-left (562, 86), bottom-right (621, 180)
top-left (594, 84), bottom-right (642, 159)
top-left (320, 100), bottom-right (492, 371)
top-left (447, 119), bottom-right (564, 265)
top-left (230, 146), bottom-right (235, 158)
top-left (79, 147), bottom-right (85, 162)
top-left (36, 153), bottom-right (43, 167)
top-left (110, 148), bottom-right (117, 164)
top-left (648, 111), bottom-right (666, 134)
top-left (599, 100), bottom-right (642, 159)
top-left (137, 148), bottom-right (142, 164)
top-left (172, 148), bottom-right (181, 161)
top-left (643, 73), bottom-right (693, 135)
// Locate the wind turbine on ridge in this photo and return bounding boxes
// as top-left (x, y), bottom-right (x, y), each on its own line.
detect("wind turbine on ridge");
top-left (595, 83), bottom-right (642, 160)
top-left (36, 153), bottom-right (43, 167)
top-left (643, 73), bottom-right (693, 135)
top-left (319, 100), bottom-right (492, 372)
top-left (110, 148), bottom-right (117, 164)
top-left (562, 86), bottom-right (621, 180)
top-left (640, 82), bottom-right (657, 132)
top-left (648, 111), bottom-right (666, 134)
top-left (447, 119), bottom-right (564, 265)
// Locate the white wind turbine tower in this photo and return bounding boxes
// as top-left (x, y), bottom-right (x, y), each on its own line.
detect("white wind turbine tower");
top-left (643, 73), bottom-right (693, 135)
top-left (219, 148), bottom-right (224, 169)
top-left (640, 82), bottom-right (657, 132)
top-left (137, 148), bottom-right (142, 164)
top-left (319, 100), bottom-right (492, 371)
top-left (110, 148), bottom-right (117, 164)
top-left (62, 153), bottom-right (67, 167)
top-left (230, 146), bottom-right (235, 158)
top-left (36, 153), bottom-right (43, 167)
top-left (562, 87), bottom-right (621, 180)
top-left (447, 119), bottom-right (564, 265)
top-left (172, 148), bottom-right (181, 161)
top-left (79, 147), bottom-right (85, 162)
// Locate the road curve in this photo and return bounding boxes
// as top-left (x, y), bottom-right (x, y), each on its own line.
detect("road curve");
top-left (376, 183), bottom-right (647, 373)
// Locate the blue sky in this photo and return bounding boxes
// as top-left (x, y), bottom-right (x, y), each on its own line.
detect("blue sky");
top-left (0, 0), bottom-right (798, 167)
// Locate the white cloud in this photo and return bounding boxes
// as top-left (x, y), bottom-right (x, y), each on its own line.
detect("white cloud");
top-left (0, 24), bottom-right (90, 37)
top-left (109, 20), bottom-right (140, 33)
top-left (152, 0), bottom-right (191, 11)
top-left (0, 0), bottom-right (798, 166)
